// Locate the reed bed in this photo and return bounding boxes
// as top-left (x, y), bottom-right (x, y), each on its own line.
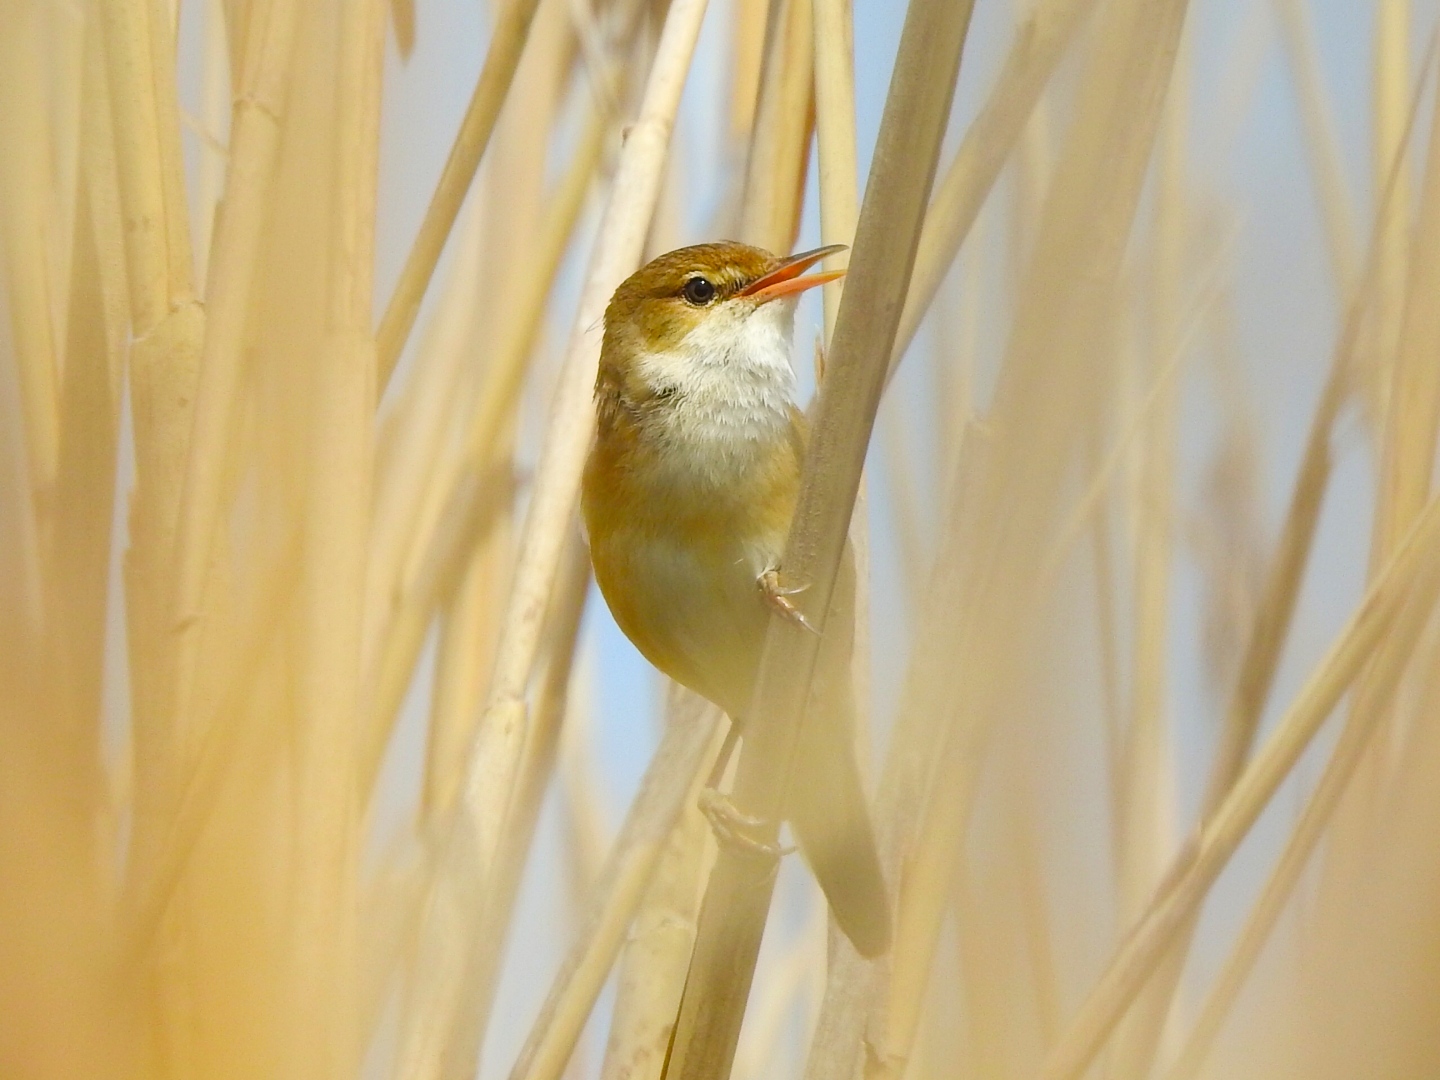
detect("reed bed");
top-left (3, 2), bottom-right (1440, 1079)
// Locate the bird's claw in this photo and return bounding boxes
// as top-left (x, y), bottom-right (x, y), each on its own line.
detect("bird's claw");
top-left (698, 787), bottom-right (794, 862)
top-left (758, 568), bottom-right (820, 635)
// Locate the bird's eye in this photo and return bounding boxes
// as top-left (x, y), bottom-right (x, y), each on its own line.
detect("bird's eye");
top-left (682, 276), bottom-right (716, 305)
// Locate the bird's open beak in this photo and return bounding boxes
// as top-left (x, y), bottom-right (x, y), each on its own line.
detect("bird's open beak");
top-left (738, 243), bottom-right (848, 304)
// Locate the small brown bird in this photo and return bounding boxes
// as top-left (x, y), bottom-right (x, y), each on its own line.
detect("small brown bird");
top-left (581, 240), bottom-right (891, 957)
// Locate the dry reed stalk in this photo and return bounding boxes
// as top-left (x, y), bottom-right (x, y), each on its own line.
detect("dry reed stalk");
top-left (1036, 247), bottom-right (1226, 590)
top-left (1162, 550), bottom-right (1440, 1080)
top-left (1288, 612), bottom-right (1440, 1077)
top-left (664, 5), bottom-right (972, 1079)
top-left (118, 520), bottom-right (304, 963)
top-left (1203, 18), bottom-right (1440, 797)
top-left (863, 5), bottom-right (1189, 1078)
top-left (395, 3), bottom-right (709, 1073)
top-left (49, 24), bottom-right (130, 757)
top-left (99, 0), bottom-right (205, 849)
top-left (804, 78), bottom-right (1021, 1080)
top-left (196, 0), bottom-right (231, 289)
top-left (1316, 17), bottom-right (1440, 991)
top-left (1367, 0), bottom-right (1410, 428)
top-left (598, 702), bottom-right (715, 1080)
top-left (732, 899), bottom-right (828, 1080)
top-left (739, 0), bottom-right (814, 252)
top-left (396, 532), bottom-right (592, 1080)
top-left (364, 201), bottom-right (491, 713)
top-left (802, 419), bottom-right (993, 1080)
top-left (509, 694), bottom-right (725, 1080)
top-left (1105, 48), bottom-right (1440, 1076)
top-left (949, 752), bottom-right (1064, 1075)
top-left (890, 0), bottom-right (1102, 371)
top-left (811, 0), bottom-right (874, 809)
top-left (729, 0), bottom-right (769, 142)
top-left (285, 0), bottom-right (385, 1074)
top-left (391, 0), bottom-right (416, 57)
top-left (1108, 43), bottom-right (1190, 1076)
top-left (557, 679), bottom-right (612, 908)
top-left (1272, 0), bottom-right (1358, 293)
top-left (35, 4), bottom-right (83, 361)
top-left (421, 474), bottom-right (520, 813)
top-left (880, 407), bottom-right (926, 613)
top-left (0, 12), bottom-right (61, 503)
top-left (164, 0), bottom-right (298, 804)
top-left (375, 0), bottom-right (547, 387)
top-left (94, 3), bottom-right (210, 1063)
top-left (366, 11), bottom-right (599, 802)
top-left (1038, 485), bottom-right (1440, 1080)
top-left (0, 11), bottom-right (140, 1076)
top-left (812, 0), bottom-right (857, 341)
top-left (1367, 55), bottom-right (1440, 634)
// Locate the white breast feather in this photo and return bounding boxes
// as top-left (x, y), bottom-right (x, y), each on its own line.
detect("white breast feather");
top-left (634, 299), bottom-right (798, 489)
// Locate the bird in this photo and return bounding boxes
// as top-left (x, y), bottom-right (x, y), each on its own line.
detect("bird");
top-left (581, 240), bottom-right (891, 957)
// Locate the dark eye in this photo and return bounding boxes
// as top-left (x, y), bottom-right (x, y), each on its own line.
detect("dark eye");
top-left (682, 276), bottom-right (716, 305)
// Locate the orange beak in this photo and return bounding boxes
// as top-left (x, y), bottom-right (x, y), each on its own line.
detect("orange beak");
top-left (738, 243), bottom-right (848, 304)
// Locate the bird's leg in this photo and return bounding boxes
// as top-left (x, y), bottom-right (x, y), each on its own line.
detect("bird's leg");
top-left (699, 720), bottom-right (793, 862)
top-left (757, 567), bottom-right (820, 635)
top-left (706, 721), bottom-right (740, 790)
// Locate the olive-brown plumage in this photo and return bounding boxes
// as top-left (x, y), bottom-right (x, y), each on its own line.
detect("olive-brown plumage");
top-left (582, 241), bottom-right (891, 957)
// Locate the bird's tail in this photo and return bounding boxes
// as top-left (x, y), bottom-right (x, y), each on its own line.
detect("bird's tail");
top-left (787, 674), bottom-right (892, 958)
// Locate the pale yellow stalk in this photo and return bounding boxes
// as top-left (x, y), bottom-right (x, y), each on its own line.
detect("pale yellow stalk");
top-left (811, 0), bottom-right (875, 785)
top-left (47, 21), bottom-right (131, 821)
top-left (1038, 487), bottom-right (1440, 1080)
top-left (375, 0), bottom-right (548, 387)
top-left (1272, 0), bottom-right (1358, 292)
top-left (557, 671), bottom-right (612, 907)
top-left (739, 0), bottom-right (814, 252)
top-left (863, 5), bottom-right (1189, 1078)
top-left (394, 4), bottom-right (709, 1073)
top-left (0, 7), bottom-right (62, 501)
top-left (730, 0), bottom-right (769, 142)
top-left (596, 721), bottom-right (712, 1080)
top-left (1367, 0), bottom-right (1410, 427)
top-left (41, 4), bottom-right (84, 349)
top-left (395, 534), bottom-right (592, 1080)
top-left (167, 0), bottom-right (299, 760)
top-left (1109, 40), bottom-right (1189, 1076)
top-left (364, 105), bottom-right (609, 799)
top-left (1163, 562), bottom-right (1440, 1080)
top-left (1318, 18), bottom-right (1440, 983)
top-left (101, 0), bottom-right (206, 939)
top-left (733, 899), bottom-right (828, 1080)
top-left (508, 694), bottom-right (725, 1080)
top-left (812, 0), bottom-right (857, 340)
top-left (666, 4), bottom-right (974, 1078)
top-left (366, 3), bottom-right (590, 801)
top-left (1128, 44), bottom-right (1440, 1077)
top-left (891, 0), bottom-right (1103, 370)
top-left (286, 0), bottom-right (384, 1074)
top-left (196, 0), bottom-right (230, 289)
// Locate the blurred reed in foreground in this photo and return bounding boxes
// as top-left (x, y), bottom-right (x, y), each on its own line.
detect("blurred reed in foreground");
top-left (2, 1), bottom-right (1439, 1079)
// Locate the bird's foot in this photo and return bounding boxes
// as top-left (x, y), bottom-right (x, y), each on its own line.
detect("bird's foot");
top-left (698, 787), bottom-right (794, 862)
top-left (757, 568), bottom-right (819, 635)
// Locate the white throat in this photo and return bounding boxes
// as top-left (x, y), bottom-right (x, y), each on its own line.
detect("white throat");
top-left (635, 299), bottom-right (798, 484)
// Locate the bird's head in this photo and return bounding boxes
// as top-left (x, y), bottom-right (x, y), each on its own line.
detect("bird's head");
top-left (598, 241), bottom-right (845, 407)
